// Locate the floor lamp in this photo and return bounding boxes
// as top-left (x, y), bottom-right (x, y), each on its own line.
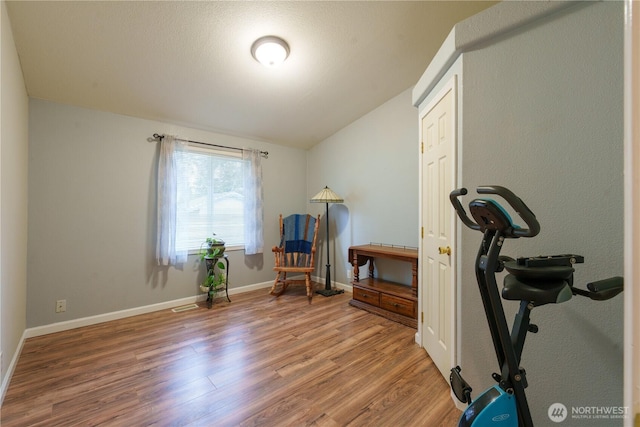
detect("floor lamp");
top-left (310, 186), bottom-right (345, 297)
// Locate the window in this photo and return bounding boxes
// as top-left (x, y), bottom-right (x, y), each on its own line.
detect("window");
top-left (175, 145), bottom-right (245, 252)
top-left (156, 135), bottom-right (263, 265)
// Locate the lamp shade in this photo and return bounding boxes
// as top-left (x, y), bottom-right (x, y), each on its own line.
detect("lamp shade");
top-left (310, 186), bottom-right (344, 204)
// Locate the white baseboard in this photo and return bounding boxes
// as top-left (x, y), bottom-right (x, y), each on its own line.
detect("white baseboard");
top-left (24, 296), bottom-right (201, 339)
top-left (1, 278), bottom-right (350, 404)
top-left (25, 278), bottom-right (349, 340)
top-left (0, 332), bottom-right (26, 406)
top-left (335, 280), bottom-right (353, 293)
top-left (0, 281), bottom-right (275, 404)
top-left (228, 280), bottom-right (273, 295)
top-left (313, 276), bottom-right (353, 294)
top-left (24, 280), bottom-right (274, 339)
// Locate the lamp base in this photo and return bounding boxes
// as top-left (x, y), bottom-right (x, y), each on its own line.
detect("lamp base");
top-left (316, 288), bottom-right (345, 297)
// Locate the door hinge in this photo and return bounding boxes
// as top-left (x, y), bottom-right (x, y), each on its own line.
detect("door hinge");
top-left (421, 142), bottom-right (424, 153)
top-left (421, 227), bottom-right (424, 238)
top-left (421, 312), bottom-right (424, 323)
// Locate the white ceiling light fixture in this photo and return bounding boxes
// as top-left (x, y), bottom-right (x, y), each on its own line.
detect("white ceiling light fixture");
top-left (251, 36), bottom-right (290, 68)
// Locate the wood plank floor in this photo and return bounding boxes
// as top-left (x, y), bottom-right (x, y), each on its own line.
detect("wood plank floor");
top-left (1, 286), bottom-right (461, 426)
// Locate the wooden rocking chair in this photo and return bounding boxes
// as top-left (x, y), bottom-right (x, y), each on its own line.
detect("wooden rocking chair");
top-left (270, 214), bottom-right (321, 301)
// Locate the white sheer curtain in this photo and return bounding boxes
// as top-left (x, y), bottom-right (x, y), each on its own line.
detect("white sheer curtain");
top-left (156, 135), bottom-right (188, 265)
top-left (243, 149), bottom-right (264, 255)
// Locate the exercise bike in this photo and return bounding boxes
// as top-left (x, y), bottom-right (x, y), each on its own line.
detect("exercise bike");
top-left (448, 186), bottom-right (623, 427)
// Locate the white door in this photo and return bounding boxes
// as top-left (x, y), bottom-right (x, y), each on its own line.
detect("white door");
top-left (420, 77), bottom-right (456, 380)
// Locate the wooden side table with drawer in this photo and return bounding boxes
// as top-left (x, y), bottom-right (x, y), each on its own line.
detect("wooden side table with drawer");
top-left (348, 244), bottom-right (418, 328)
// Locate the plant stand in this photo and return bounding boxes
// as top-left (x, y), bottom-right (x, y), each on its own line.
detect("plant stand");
top-left (204, 255), bottom-right (230, 309)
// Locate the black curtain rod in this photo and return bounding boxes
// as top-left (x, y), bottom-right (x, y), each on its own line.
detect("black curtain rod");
top-left (152, 133), bottom-right (268, 158)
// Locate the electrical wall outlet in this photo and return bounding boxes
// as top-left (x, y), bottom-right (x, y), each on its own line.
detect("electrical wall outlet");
top-left (55, 299), bottom-right (66, 313)
top-left (346, 269), bottom-right (352, 280)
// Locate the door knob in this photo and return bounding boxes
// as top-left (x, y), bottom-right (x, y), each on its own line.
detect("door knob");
top-left (439, 246), bottom-right (451, 256)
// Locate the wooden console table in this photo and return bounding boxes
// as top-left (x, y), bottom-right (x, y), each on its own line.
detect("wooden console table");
top-left (348, 244), bottom-right (418, 328)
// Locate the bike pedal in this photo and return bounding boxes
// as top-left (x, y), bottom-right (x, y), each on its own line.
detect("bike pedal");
top-left (450, 366), bottom-right (473, 404)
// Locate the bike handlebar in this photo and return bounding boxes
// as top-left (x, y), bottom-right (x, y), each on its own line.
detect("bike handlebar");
top-left (449, 188), bottom-right (481, 231)
top-left (450, 186), bottom-right (541, 238)
top-left (586, 276), bottom-right (624, 301)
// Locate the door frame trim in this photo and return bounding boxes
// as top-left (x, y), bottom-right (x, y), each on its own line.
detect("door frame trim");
top-left (623, 0), bottom-right (639, 423)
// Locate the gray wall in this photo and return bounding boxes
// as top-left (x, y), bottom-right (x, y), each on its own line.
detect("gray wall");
top-left (27, 99), bottom-right (308, 328)
top-left (26, 88), bottom-right (420, 329)
top-left (0, 0), bottom-right (29, 395)
top-left (307, 88), bottom-right (419, 287)
top-left (458, 2), bottom-right (623, 425)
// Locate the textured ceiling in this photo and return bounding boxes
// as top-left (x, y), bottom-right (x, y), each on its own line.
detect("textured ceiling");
top-left (6, 1), bottom-right (496, 149)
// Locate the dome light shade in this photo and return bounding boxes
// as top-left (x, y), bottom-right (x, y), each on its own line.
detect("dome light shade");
top-left (251, 36), bottom-right (290, 68)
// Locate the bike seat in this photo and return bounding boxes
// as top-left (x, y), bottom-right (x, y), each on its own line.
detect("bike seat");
top-left (502, 275), bottom-right (573, 306)
top-left (504, 261), bottom-right (575, 280)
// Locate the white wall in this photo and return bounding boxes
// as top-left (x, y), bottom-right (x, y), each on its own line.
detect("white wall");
top-left (458, 2), bottom-right (624, 425)
top-left (0, 0), bottom-right (29, 399)
top-left (27, 100), bottom-right (307, 328)
top-left (307, 88), bottom-right (419, 288)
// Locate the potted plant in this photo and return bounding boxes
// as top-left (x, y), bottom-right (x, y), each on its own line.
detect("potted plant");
top-left (199, 233), bottom-right (226, 260)
top-left (200, 267), bottom-right (226, 308)
top-left (200, 271), bottom-right (226, 295)
top-left (198, 233), bottom-right (227, 308)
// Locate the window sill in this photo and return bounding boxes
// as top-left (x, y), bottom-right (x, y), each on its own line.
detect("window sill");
top-left (188, 245), bottom-right (244, 256)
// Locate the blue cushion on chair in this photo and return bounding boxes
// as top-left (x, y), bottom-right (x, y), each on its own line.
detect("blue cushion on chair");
top-left (285, 240), bottom-right (312, 254)
top-left (270, 213), bottom-right (320, 300)
top-left (283, 214), bottom-right (316, 254)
